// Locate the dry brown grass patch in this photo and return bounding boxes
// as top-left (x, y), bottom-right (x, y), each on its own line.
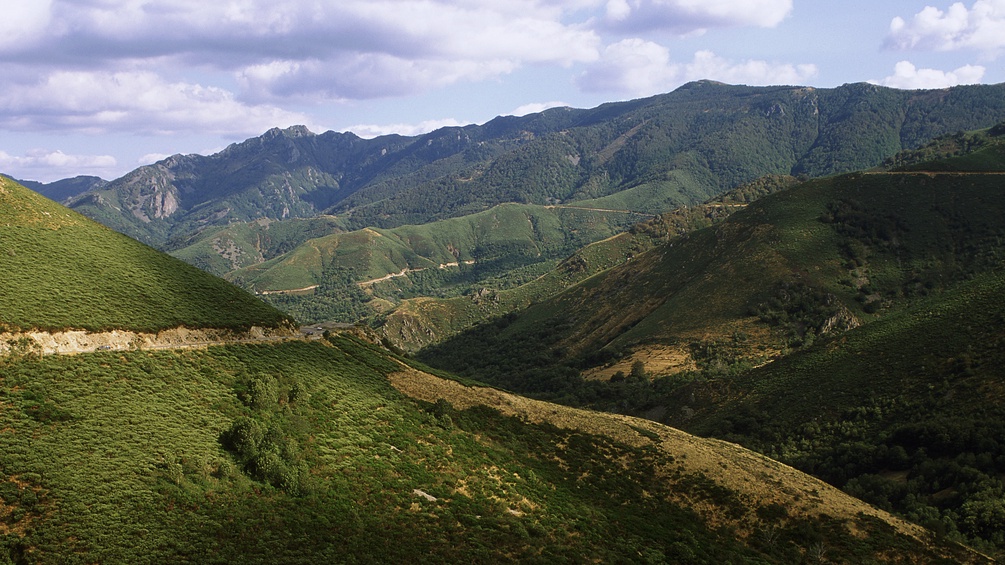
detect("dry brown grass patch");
top-left (388, 364), bottom-right (932, 546)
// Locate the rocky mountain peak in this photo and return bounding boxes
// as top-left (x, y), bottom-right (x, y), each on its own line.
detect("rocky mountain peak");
top-left (264, 125), bottom-right (315, 140)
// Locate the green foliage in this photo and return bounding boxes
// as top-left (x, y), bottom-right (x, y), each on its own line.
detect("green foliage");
top-left (0, 177), bottom-right (292, 333)
top-left (0, 335), bottom-right (925, 563)
top-left (752, 281), bottom-right (857, 348)
top-left (686, 270), bottom-right (1005, 556)
top-left (882, 127), bottom-right (999, 170)
top-left (263, 264), bottom-right (373, 324)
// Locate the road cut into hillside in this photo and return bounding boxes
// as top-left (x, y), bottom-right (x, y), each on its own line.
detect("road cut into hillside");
top-left (0, 325), bottom-right (301, 356)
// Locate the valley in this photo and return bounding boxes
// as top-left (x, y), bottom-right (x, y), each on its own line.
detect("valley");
top-left (6, 80), bottom-right (1005, 562)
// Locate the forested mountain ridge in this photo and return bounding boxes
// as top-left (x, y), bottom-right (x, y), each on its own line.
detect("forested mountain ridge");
top-left (64, 81), bottom-right (1005, 250)
top-left (16, 176), bottom-right (107, 203)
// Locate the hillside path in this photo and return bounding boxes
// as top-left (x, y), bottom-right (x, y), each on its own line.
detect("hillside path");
top-left (0, 325), bottom-right (353, 356)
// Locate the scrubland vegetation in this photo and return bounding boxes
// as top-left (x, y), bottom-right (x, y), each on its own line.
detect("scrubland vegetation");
top-left (2, 335), bottom-right (957, 563)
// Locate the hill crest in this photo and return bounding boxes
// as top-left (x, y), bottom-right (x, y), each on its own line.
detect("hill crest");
top-left (0, 176), bottom-right (293, 333)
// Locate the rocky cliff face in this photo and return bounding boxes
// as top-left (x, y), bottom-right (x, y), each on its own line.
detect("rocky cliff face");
top-left (119, 164), bottom-right (182, 222)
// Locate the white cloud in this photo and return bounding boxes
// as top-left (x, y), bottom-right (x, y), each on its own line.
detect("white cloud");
top-left (1, 0), bottom-right (600, 102)
top-left (0, 0), bottom-right (53, 50)
top-left (878, 60), bottom-right (986, 89)
top-left (685, 50), bottom-right (817, 85)
top-left (0, 149), bottom-right (117, 182)
top-left (0, 70), bottom-right (313, 135)
top-left (577, 39), bottom-right (679, 94)
top-left (138, 153), bottom-right (173, 165)
top-left (238, 55), bottom-right (523, 103)
top-left (0, 0), bottom-right (803, 106)
top-left (601, 0), bottom-right (793, 34)
top-left (577, 41), bottom-right (816, 96)
top-left (510, 102), bottom-right (571, 116)
top-left (346, 118), bottom-right (468, 139)
top-left (887, 1), bottom-right (1005, 56)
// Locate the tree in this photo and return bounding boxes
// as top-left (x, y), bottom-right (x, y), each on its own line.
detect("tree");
top-left (630, 360), bottom-right (647, 381)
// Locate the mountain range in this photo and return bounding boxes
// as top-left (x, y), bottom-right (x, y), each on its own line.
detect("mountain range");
top-left (63, 82), bottom-right (1005, 251)
top-left (39, 81), bottom-right (1005, 340)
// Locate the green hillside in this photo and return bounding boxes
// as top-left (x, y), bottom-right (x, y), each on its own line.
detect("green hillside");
top-left (0, 333), bottom-right (979, 563)
top-left (381, 175), bottom-right (798, 352)
top-left (421, 136), bottom-right (1005, 389)
top-left (170, 216), bottom-right (349, 277)
top-left (220, 203), bottom-right (647, 324)
top-left (0, 168), bottom-right (980, 561)
top-left (0, 176), bottom-right (291, 333)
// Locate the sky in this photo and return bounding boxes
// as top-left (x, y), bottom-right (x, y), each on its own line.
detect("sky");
top-left (1, 1), bottom-right (1004, 182)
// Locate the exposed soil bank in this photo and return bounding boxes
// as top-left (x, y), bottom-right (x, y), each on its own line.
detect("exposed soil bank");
top-left (0, 325), bottom-right (297, 356)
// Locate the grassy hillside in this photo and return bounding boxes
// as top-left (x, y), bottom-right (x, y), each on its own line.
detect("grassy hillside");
top-left (381, 175), bottom-right (798, 352)
top-left (0, 176), bottom-right (291, 333)
top-left (170, 216), bottom-right (349, 277)
top-left (417, 133), bottom-right (1005, 555)
top-left (0, 334), bottom-right (979, 563)
top-left (227, 203), bottom-right (647, 291)
top-left (381, 231), bottom-right (650, 352)
top-left (219, 203), bottom-right (647, 324)
top-left (420, 139), bottom-right (1005, 391)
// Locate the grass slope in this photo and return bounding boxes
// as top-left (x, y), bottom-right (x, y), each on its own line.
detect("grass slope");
top-left (215, 203), bottom-right (648, 325)
top-left (418, 137), bottom-right (1005, 554)
top-left (228, 203), bottom-right (646, 292)
top-left (0, 176), bottom-right (291, 333)
top-left (0, 334), bottom-right (978, 563)
top-left (169, 216), bottom-right (349, 277)
top-left (380, 175), bottom-right (797, 352)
